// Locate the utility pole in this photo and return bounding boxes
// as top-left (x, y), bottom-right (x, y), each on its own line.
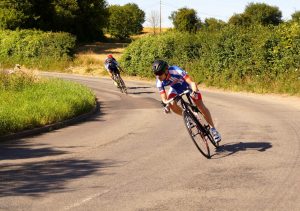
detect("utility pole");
top-left (160, 0), bottom-right (162, 33)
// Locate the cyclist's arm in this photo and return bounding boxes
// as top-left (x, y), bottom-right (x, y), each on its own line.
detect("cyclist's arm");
top-left (117, 65), bottom-right (123, 72)
top-left (157, 79), bottom-right (168, 103)
top-left (114, 60), bottom-right (119, 67)
top-left (160, 92), bottom-right (168, 104)
top-left (185, 75), bottom-right (199, 92)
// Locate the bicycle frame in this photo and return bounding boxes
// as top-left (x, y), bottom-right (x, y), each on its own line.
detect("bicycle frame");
top-left (165, 90), bottom-right (218, 158)
top-left (166, 90), bottom-right (206, 133)
top-left (112, 72), bottom-right (127, 94)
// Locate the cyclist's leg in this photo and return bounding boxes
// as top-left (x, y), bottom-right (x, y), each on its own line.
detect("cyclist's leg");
top-left (108, 68), bottom-right (118, 87)
top-left (192, 92), bottom-right (221, 143)
top-left (167, 88), bottom-right (182, 115)
top-left (106, 68), bottom-right (113, 79)
top-left (191, 92), bottom-right (215, 128)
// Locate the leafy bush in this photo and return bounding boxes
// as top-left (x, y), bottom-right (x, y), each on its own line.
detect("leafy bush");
top-left (121, 23), bottom-right (300, 95)
top-left (121, 32), bottom-right (201, 77)
top-left (0, 29), bottom-right (76, 70)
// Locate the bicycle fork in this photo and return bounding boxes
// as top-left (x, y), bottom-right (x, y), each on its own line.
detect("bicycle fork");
top-left (185, 114), bottom-right (202, 138)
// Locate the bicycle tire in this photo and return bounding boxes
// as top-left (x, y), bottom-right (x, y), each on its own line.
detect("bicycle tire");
top-left (193, 111), bottom-right (219, 148)
top-left (183, 110), bottom-right (211, 159)
top-left (204, 124), bottom-right (219, 148)
top-left (118, 75), bottom-right (127, 94)
top-left (114, 74), bottom-right (124, 93)
top-left (185, 100), bottom-right (219, 149)
top-left (112, 74), bottom-right (119, 88)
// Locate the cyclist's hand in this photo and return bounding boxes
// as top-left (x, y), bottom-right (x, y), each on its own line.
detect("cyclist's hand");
top-left (190, 91), bottom-right (199, 99)
top-left (163, 105), bottom-right (170, 114)
top-left (161, 101), bottom-right (170, 114)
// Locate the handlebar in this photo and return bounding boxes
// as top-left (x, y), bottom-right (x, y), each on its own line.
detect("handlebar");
top-left (164, 90), bottom-right (190, 105)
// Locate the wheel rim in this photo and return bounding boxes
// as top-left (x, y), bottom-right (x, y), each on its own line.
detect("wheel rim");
top-left (184, 112), bottom-right (210, 158)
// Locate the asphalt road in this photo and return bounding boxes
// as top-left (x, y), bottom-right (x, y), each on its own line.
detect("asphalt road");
top-left (0, 72), bottom-right (299, 211)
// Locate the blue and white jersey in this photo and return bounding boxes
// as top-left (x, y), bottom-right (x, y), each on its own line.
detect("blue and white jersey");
top-left (156, 66), bottom-right (190, 94)
top-left (104, 58), bottom-right (119, 71)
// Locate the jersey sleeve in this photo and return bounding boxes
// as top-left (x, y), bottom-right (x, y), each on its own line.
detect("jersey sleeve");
top-left (156, 78), bottom-right (165, 94)
top-left (112, 58), bottom-right (119, 66)
top-left (104, 59), bottom-right (109, 70)
top-left (177, 68), bottom-right (188, 79)
top-left (169, 66), bottom-right (189, 80)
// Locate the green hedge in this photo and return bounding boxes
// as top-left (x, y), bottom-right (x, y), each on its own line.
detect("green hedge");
top-left (121, 22), bottom-right (300, 95)
top-left (0, 29), bottom-right (76, 70)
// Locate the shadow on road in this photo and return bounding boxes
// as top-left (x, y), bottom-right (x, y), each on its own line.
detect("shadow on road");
top-left (127, 86), bottom-right (152, 90)
top-left (211, 141), bottom-right (272, 158)
top-left (129, 91), bottom-right (155, 95)
top-left (0, 140), bottom-right (68, 160)
top-left (0, 158), bottom-right (116, 197)
top-left (126, 86), bottom-right (155, 95)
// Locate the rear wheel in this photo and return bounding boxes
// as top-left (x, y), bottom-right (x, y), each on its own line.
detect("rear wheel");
top-left (183, 110), bottom-right (210, 159)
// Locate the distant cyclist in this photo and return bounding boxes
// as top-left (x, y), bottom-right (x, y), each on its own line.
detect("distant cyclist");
top-left (104, 54), bottom-right (122, 87)
top-left (152, 59), bottom-right (221, 143)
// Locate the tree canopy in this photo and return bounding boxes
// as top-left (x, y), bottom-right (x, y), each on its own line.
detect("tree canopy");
top-left (228, 14), bottom-right (251, 26)
top-left (0, 0), bottom-right (108, 41)
top-left (291, 11), bottom-right (300, 23)
top-left (107, 3), bottom-right (145, 39)
top-left (203, 18), bottom-right (226, 31)
top-left (0, 0), bottom-right (33, 29)
top-left (244, 3), bottom-right (282, 25)
top-left (169, 7), bottom-right (200, 33)
top-left (229, 2), bottom-right (282, 26)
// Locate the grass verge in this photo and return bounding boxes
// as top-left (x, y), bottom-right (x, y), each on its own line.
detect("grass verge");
top-left (0, 70), bottom-right (96, 137)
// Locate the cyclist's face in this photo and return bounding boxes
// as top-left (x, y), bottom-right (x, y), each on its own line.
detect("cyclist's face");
top-left (157, 73), bottom-right (167, 81)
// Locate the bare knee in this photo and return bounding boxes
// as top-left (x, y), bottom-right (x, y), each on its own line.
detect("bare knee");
top-left (169, 103), bottom-right (182, 115)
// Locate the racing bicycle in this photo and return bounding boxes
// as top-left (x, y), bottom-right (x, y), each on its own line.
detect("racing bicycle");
top-left (112, 70), bottom-right (127, 94)
top-left (165, 90), bottom-right (219, 159)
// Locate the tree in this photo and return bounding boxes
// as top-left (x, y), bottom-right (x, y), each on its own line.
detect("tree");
top-left (0, 0), bottom-right (33, 29)
top-left (203, 18), bottom-right (226, 31)
top-left (107, 3), bottom-right (145, 39)
top-left (291, 11), bottom-right (300, 23)
top-left (244, 3), bottom-right (282, 26)
top-left (52, 0), bottom-right (79, 32)
top-left (169, 7), bottom-right (200, 33)
top-left (228, 13), bottom-right (251, 26)
top-left (0, 0), bottom-right (108, 41)
top-left (123, 3), bottom-right (145, 34)
top-left (147, 10), bottom-right (160, 34)
top-left (74, 0), bottom-right (108, 41)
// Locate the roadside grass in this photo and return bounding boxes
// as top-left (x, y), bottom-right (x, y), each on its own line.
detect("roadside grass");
top-left (68, 42), bottom-right (128, 76)
top-left (0, 70), bottom-right (96, 137)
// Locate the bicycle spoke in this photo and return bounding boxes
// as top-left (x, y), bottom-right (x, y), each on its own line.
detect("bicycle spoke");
top-left (183, 111), bottom-right (210, 158)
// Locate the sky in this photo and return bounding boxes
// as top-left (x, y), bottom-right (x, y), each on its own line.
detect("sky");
top-left (106, 0), bottom-right (300, 27)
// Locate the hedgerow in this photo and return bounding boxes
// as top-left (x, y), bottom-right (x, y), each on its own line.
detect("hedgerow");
top-left (121, 23), bottom-right (300, 95)
top-left (0, 29), bottom-right (76, 70)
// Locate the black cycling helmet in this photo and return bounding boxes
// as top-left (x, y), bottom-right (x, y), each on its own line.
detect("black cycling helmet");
top-left (152, 60), bottom-right (168, 75)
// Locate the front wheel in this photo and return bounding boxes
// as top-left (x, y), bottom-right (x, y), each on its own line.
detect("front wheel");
top-left (114, 74), bottom-right (127, 94)
top-left (183, 111), bottom-right (210, 159)
top-left (118, 75), bottom-right (127, 94)
top-left (196, 113), bottom-right (219, 148)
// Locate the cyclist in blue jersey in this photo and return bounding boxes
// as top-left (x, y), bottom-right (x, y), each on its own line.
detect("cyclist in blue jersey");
top-left (152, 59), bottom-right (221, 143)
top-left (104, 54), bottom-right (121, 87)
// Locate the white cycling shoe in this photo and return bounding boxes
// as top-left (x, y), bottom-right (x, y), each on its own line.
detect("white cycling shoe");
top-left (210, 127), bottom-right (221, 143)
